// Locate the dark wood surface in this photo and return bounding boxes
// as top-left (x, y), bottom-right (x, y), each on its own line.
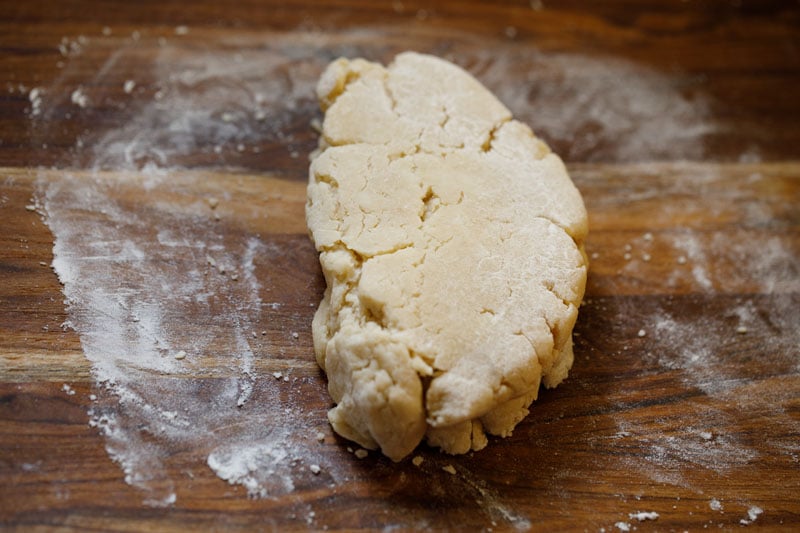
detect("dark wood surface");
top-left (1, 1), bottom-right (799, 531)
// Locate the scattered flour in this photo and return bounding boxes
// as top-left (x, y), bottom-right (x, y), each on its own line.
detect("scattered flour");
top-left (39, 168), bottom-right (314, 503)
top-left (739, 505), bottom-right (763, 525)
top-left (28, 29), bottom-right (341, 506)
top-left (470, 49), bottom-right (715, 162)
top-left (451, 464), bottom-right (532, 531)
top-left (207, 440), bottom-right (294, 498)
top-left (28, 87), bottom-right (43, 117)
top-left (70, 87), bottom-right (88, 107)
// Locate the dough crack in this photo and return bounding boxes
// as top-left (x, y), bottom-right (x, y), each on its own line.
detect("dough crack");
top-left (420, 186), bottom-right (441, 222)
top-left (481, 117), bottom-right (512, 153)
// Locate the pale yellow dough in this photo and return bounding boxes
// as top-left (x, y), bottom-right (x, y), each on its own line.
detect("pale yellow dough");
top-left (306, 52), bottom-right (588, 461)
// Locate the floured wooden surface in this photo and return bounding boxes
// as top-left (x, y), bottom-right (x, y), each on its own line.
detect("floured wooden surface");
top-left (1, 3), bottom-right (799, 530)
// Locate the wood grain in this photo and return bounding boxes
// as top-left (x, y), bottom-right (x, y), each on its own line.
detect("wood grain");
top-left (1, 1), bottom-right (799, 531)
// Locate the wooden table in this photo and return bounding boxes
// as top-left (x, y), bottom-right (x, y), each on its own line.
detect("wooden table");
top-left (1, 1), bottom-right (798, 530)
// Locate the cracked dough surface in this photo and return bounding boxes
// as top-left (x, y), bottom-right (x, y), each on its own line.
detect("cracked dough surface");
top-left (306, 52), bottom-right (588, 461)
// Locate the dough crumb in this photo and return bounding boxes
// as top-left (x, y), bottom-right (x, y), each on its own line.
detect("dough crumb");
top-left (637, 329), bottom-right (647, 338)
top-left (628, 511), bottom-right (659, 521)
top-left (354, 449), bottom-right (369, 459)
top-left (739, 505), bottom-right (763, 525)
top-left (412, 455), bottom-right (424, 467)
top-left (174, 350), bottom-right (186, 360)
top-left (614, 522), bottom-right (630, 532)
top-left (70, 87), bottom-right (88, 108)
top-left (309, 464), bottom-right (321, 475)
top-left (442, 464), bottom-right (457, 475)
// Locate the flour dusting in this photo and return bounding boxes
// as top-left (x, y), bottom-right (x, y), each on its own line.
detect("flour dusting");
top-left (207, 438), bottom-right (295, 498)
top-left (578, 159), bottom-right (799, 507)
top-left (467, 50), bottom-right (714, 162)
top-left (27, 28), bottom-right (342, 506)
top-left (41, 167), bottom-right (316, 503)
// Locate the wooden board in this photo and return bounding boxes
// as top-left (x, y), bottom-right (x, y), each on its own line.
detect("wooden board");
top-left (1, 1), bottom-right (799, 530)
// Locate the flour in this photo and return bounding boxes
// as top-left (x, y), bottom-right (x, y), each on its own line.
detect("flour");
top-left (28, 87), bottom-right (43, 117)
top-left (29, 26), bottom-right (342, 505)
top-left (739, 505), bottom-right (763, 525)
top-left (443, 463), bottom-right (532, 531)
top-left (467, 49), bottom-right (714, 162)
top-left (607, 260), bottom-right (796, 487)
top-left (39, 166), bottom-right (335, 504)
top-left (207, 439), bottom-right (295, 498)
top-left (628, 511), bottom-right (658, 521)
top-left (577, 159), bottom-right (798, 511)
top-left (70, 87), bottom-right (88, 108)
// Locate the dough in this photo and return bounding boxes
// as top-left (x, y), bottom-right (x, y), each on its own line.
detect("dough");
top-left (306, 52), bottom-right (588, 461)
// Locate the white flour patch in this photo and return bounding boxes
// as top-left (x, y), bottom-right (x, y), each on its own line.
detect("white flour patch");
top-left (614, 409), bottom-right (758, 488)
top-left (40, 168), bottom-right (312, 503)
top-left (739, 505), bottom-right (763, 525)
top-left (607, 253), bottom-right (797, 488)
top-left (459, 468), bottom-right (531, 531)
top-left (628, 511), bottom-right (658, 521)
top-left (666, 228), bottom-right (799, 294)
top-left (466, 50), bottom-right (715, 162)
top-left (586, 163), bottom-right (799, 494)
top-left (647, 295), bottom-right (800, 397)
top-left (207, 438), bottom-right (295, 498)
top-left (86, 42), bottom-right (321, 171)
top-left (29, 29), bottom-right (339, 505)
